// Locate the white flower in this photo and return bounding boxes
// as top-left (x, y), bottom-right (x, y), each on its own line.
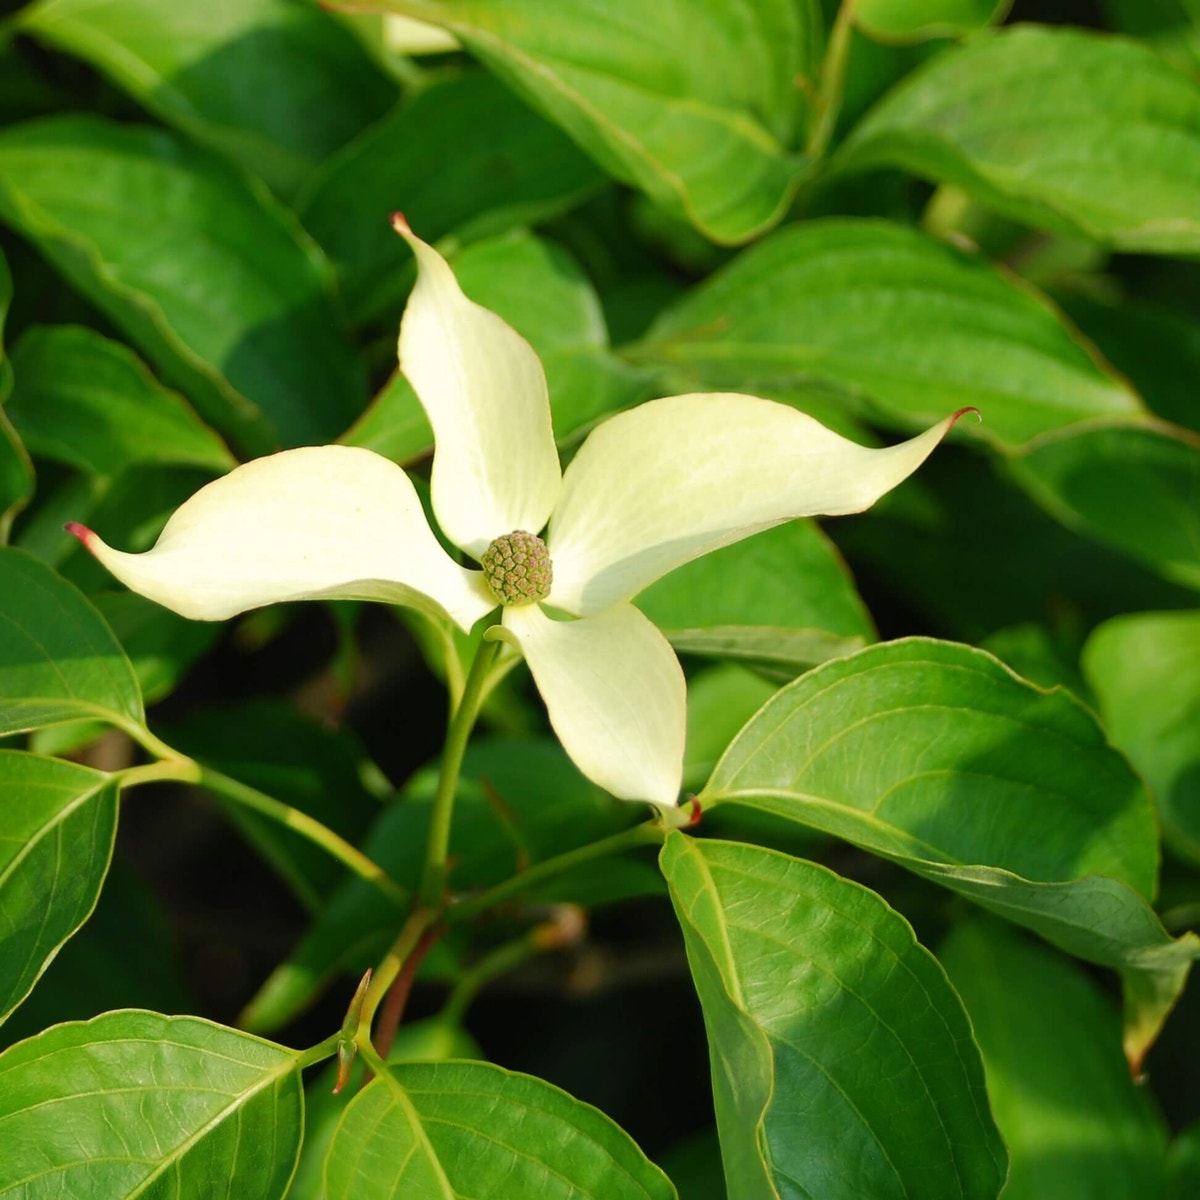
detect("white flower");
top-left (71, 218), bottom-right (969, 808)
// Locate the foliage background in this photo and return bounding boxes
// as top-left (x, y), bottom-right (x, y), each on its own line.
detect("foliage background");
top-left (1, 0), bottom-right (1199, 1196)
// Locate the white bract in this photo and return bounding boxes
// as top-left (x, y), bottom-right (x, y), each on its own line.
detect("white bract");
top-left (72, 218), bottom-right (969, 808)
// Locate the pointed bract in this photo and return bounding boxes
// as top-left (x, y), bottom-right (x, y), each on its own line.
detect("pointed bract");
top-left (548, 395), bottom-right (972, 615)
top-left (72, 446), bottom-right (495, 631)
top-left (500, 603), bottom-right (687, 807)
top-left (394, 216), bottom-right (560, 557)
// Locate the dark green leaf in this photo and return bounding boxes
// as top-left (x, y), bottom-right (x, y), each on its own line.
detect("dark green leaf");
top-left (0, 1010), bottom-right (303, 1197)
top-left (0, 115), bottom-right (366, 455)
top-left (855, 0), bottom-right (1009, 41)
top-left (1008, 421), bottom-right (1200, 591)
top-left (684, 665), bottom-right (779, 792)
top-left (0, 545), bottom-right (143, 735)
top-left (0, 246), bottom-right (33, 541)
top-left (1169, 1121), bottom-right (1200, 1200)
top-left (1084, 611), bottom-right (1200, 866)
top-left (361, 0), bottom-right (821, 245)
top-left (642, 219), bottom-right (1142, 449)
top-left (20, 0), bottom-right (397, 197)
top-left (8, 325), bottom-right (235, 475)
top-left (940, 919), bottom-right (1167, 1200)
top-left (662, 834), bottom-right (1006, 1199)
top-left (324, 1060), bottom-right (676, 1199)
top-left (839, 26), bottom-right (1200, 253)
top-left (298, 72), bottom-right (603, 323)
top-left (0, 751), bottom-right (117, 1025)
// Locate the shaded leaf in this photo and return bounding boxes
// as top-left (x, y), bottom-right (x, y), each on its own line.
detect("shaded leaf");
top-left (0, 1010), bottom-right (303, 1197)
top-left (324, 1060), bottom-right (676, 1199)
top-left (856, 0), bottom-right (1009, 42)
top-left (0, 115), bottom-right (366, 455)
top-left (19, 0), bottom-right (397, 197)
top-left (642, 218), bottom-right (1142, 450)
top-left (662, 834), bottom-right (1006, 1199)
top-left (840, 26), bottom-right (1200, 253)
top-left (0, 246), bottom-right (33, 541)
top-left (940, 919), bottom-right (1167, 1200)
top-left (0, 751), bottom-right (117, 1025)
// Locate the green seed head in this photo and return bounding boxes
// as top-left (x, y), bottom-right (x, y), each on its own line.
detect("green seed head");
top-left (481, 530), bottom-right (552, 607)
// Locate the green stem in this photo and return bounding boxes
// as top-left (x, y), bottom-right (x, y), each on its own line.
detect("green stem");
top-left (417, 637), bottom-right (501, 908)
top-left (441, 929), bottom-right (545, 1026)
top-left (296, 1031), bottom-right (341, 1070)
top-left (449, 820), bottom-right (665, 925)
top-left (806, 0), bottom-right (857, 160)
top-left (357, 906), bottom-right (439, 1040)
top-left (115, 758), bottom-right (201, 789)
top-left (198, 765), bottom-right (409, 909)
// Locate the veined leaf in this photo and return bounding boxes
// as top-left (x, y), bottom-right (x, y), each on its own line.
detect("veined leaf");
top-left (941, 920), bottom-right (1168, 1200)
top-left (0, 546), bottom-right (143, 736)
top-left (357, 0), bottom-right (822, 244)
top-left (19, 0), bottom-right (396, 197)
top-left (323, 1060), bottom-right (676, 1199)
top-left (0, 1011), bottom-right (303, 1197)
top-left (839, 25), bottom-right (1200, 253)
top-left (1084, 611), bottom-right (1200, 867)
top-left (0, 115), bottom-right (366, 456)
top-left (662, 835), bottom-right (1006, 1199)
top-left (0, 246), bottom-right (33, 542)
top-left (641, 218), bottom-right (1143, 450)
top-left (0, 752), bottom-right (117, 1025)
top-left (700, 637), bottom-right (1199, 1061)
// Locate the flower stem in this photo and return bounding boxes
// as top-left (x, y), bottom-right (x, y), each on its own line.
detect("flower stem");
top-left (417, 636), bottom-right (501, 909)
top-left (197, 764), bottom-right (409, 909)
top-left (448, 820), bottom-right (665, 925)
top-left (806, 0), bottom-right (857, 160)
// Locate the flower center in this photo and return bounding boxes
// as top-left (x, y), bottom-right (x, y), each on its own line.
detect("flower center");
top-left (481, 530), bottom-right (552, 607)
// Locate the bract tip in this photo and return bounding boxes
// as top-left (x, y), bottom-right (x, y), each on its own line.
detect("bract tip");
top-left (390, 211), bottom-right (411, 235)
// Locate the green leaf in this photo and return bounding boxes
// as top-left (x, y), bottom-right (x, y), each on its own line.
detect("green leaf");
top-left (855, 0), bottom-right (1009, 42)
top-left (362, 0), bottom-right (822, 245)
top-left (0, 545), bottom-right (143, 735)
top-left (1008, 421), bottom-right (1200, 591)
top-left (1169, 1121), bottom-right (1200, 1200)
top-left (1102, 0), bottom-right (1200, 75)
top-left (684, 665), bottom-right (779, 792)
top-left (7, 325), bottom-right (235, 475)
top-left (324, 1060), bottom-right (676, 1199)
top-left (661, 834), bottom-right (1006, 1199)
top-left (241, 737), bottom-right (635, 1032)
top-left (0, 1010), bottom-right (303, 1197)
top-left (1084, 611), bottom-right (1200, 867)
top-left (345, 230), bottom-right (652, 462)
top-left (638, 519), bottom-right (874, 675)
top-left (699, 638), bottom-right (1196, 984)
top-left (641, 218), bottom-right (1142, 450)
top-left (297, 72), bottom-right (603, 324)
top-left (0, 246), bottom-right (33, 542)
top-left (19, 0), bottom-right (396, 198)
top-left (839, 26), bottom-right (1200, 253)
top-left (940, 919), bottom-right (1167, 1200)
top-left (0, 115), bottom-right (366, 456)
top-left (0, 751), bottom-right (117, 1025)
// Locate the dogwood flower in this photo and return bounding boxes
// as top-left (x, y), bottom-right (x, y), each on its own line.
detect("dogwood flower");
top-left (69, 217), bottom-right (969, 808)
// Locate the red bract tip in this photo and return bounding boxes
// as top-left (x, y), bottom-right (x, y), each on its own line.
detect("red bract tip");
top-left (64, 521), bottom-right (94, 548)
top-left (951, 406), bottom-right (982, 425)
top-left (390, 211), bottom-right (411, 235)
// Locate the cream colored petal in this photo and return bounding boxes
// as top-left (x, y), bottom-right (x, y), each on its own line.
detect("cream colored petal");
top-left (383, 15), bottom-right (460, 55)
top-left (501, 603), bottom-right (685, 808)
top-left (394, 217), bottom-right (560, 557)
top-left (549, 394), bottom-right (972, 615)
top-left (69, 445), bottom-right (495, 631)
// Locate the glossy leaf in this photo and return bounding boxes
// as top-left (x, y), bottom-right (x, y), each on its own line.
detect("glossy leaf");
top-left (19, 0), bottom-right (396, 197)
top-left (699, 637), bottom-right (1198, 1057)
top-left (662, 834), bottom-right (1006, 1199)
top-left (940, 919), bottom-right (1167, 1200)
top-left (840, 25), bottom-right (1200, 253)
top-left (324, 1060), bottom-right (676, 1199)
top-left (1008, 421), bottom-right (1200, 591)
top-left (1084, 611), bottom-right (1200, 866)
top-left (0, 752), bottom-right (117, 1025)
top-left (0, 546), bottom-right (143, 736)
top-left (0, 246), bottom-right (32, 541)
top-left (642, 218), bottom-right (1142, 449)
top-left (0, 1010), bottom-right (303, 1196)
top-left (298, 72), bottom-right (603, 323)
top-left (360, 0), bottom-right (821, 245)
top-left (7, 325), bottom-right (234, 475)
top-left (855, 0), bottom-right (1009, 41)
top-left (0, 115), bottom-right (366, 455)
top-left (637, 518), bottom-right (874, 674)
